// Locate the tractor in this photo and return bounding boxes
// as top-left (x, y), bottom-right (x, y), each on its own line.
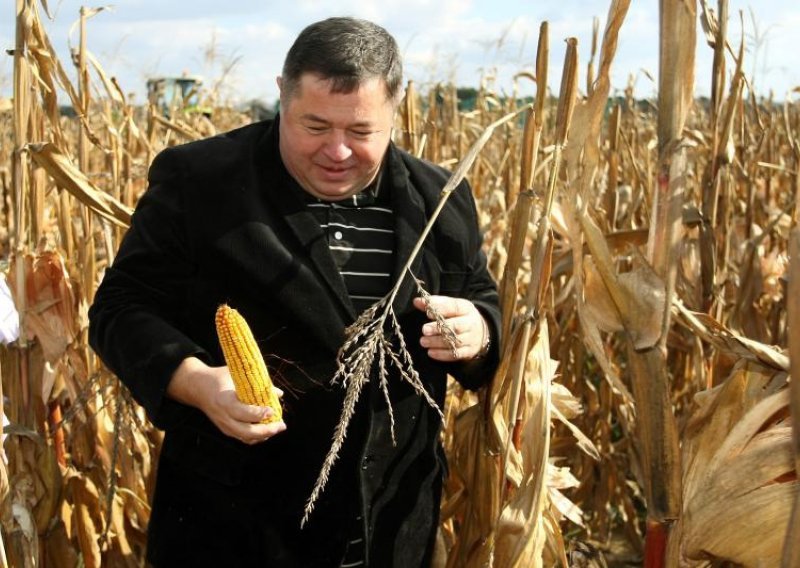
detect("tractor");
top-left (146, 75), bottom-right (211, 117)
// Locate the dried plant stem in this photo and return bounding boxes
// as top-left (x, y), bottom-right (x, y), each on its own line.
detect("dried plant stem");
top-left (495, 143), bottom-right (562, 497)
top-left (783, 191), bottom-right (800, 565)
top-left (415, 277), bottom-right (458, 357)
top-left (499, 22), bottom-right (549, 344)
top-left (635, 2), bottom-right (697, 565)
top-left (100, 387), bottom-right (126, 547)
top-left (506, 32), bottom-right (576, 424)
top-left (0, 355), bottom-right (7, 568)
top-left (490, 37), bottom-right (576, 558)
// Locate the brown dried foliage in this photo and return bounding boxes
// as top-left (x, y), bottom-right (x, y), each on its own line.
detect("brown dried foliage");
top-left (1, 1), bottom-right (799, 566)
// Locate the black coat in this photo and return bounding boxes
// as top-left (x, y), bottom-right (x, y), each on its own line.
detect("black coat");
top-left (88, 118), bottom-right (500, 567)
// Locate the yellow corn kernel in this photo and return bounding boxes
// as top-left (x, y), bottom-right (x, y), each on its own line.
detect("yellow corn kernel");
top-left (215, 304), bottom-right (282, 424)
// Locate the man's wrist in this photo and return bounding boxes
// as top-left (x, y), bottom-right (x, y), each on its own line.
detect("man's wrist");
top-left (167, 356), bottom-right (209, 408)
top-left (473, 316), bottom-right (491, 359)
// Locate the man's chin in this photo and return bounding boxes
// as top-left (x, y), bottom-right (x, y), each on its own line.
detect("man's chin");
top-left (307, 182), bottom-right (360, 201)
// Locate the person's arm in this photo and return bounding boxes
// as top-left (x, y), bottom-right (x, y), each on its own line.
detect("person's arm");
top-left (168, 357), bottom-right (285, 444)
top-left (414, 179), bottom-right (501, 389)
top-left (89, 149), bottom-right (285, 440)
top-left (89, 149), bottom-right (206, 428)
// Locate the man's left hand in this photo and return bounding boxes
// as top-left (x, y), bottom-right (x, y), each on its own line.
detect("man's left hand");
top-left (413, 295), bottom-right (489, 362)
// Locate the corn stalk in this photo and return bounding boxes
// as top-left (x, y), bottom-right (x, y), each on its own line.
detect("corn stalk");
top-left (498, 21), bottom-right (549, 345)
top-left (626, 1), bottom-right (697, 565)
top-left (489, 35), bottom-right (578, 568)
top-left (6, 3), bottom-right (36, 565)
top-left (783, 137), bottom-right (800, 567)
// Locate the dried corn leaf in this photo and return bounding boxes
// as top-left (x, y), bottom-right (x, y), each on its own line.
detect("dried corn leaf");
top-left (26, 41), bottom-right (67, 149)
top-left (107, 492), bottom-right (136, 562)
top-left (492, 321), bottom-right (557, 568)
top-left (444, 403), bottom-right (502, 568)
top-left (581, 214), bottom-right (665, 350)
top-left (784, 228), bottom-right (800, 565)
top-left (32, 440), bottom-right (62, 534)
top-left (8, 251), bottom-right (78, 364)
top-left (548, 486), bottom-right (583, 528)
top-left (29, 5), bottom-right (102, 149)
top-left (43, 520), bottom-right (79, 568)
top-left (67, 473), bottom-right (104, 568)
top-left (27, 142), bottom-right (132, 227)
top-left (577, 290), bottom-right (634, 404)
top-left (7, 470), bottom-right (37, 568)
top-left (679, 367), bottom-right (796, 566)
top-left (550, 382), bottom-right (582, 419)
top-left (565, 166), bottom-right (635, 406)
top-left (675, 300), bottom-right (789, 371)
top-left (786, 496), bottom-right (800, 567)
top-left (565, 0), bottom-right (631, 202)
top-left (583, 255), bottom-right (623, 333)
top-left (85, 50), bottom-right (124, 105)
top-left (150, 114), bottom-right (205, 142)
top-left (552, 405), bottom-right (600, 461)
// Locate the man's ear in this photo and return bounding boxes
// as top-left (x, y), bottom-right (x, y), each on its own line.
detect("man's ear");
top-left (276, 76), bottom-right (283, 93)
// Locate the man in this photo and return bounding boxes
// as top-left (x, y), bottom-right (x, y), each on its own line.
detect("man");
top-left (89, 17), bottom-right (500, 567)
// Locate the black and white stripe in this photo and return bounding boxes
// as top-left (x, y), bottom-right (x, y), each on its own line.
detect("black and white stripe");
top-left (307, 197), bottom-right (395, 313)
top-left (339, 514), bottom-right (366, 568)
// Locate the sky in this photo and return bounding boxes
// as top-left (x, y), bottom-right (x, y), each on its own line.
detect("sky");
top-left (1, 0), bottom-right (798, 107)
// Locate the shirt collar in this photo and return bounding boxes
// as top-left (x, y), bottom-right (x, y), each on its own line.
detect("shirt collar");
top-left (302, 160), bottom-right (388, 208)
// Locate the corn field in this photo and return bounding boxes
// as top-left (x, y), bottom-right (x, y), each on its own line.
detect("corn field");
top-left (1, 0), bottom-right (798, 566)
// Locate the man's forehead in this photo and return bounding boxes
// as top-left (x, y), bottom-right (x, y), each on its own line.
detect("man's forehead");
top-left (293, 73), bottom-right (394, 102)
top-left (298, 112), bottom-right (377, 127)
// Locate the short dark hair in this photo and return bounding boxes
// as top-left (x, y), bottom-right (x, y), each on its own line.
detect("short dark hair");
top-left (281, 17), bottom-right (403, 104)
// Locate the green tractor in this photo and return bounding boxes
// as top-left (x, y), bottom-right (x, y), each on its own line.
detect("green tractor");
top-left (146, 75), bottom-right (212, 117)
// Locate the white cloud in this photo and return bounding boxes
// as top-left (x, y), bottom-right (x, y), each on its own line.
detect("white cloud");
top-left (1, 0), bottom-right (798, 104)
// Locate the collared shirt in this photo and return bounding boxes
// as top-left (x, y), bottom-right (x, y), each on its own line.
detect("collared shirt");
top-left (304, 171), bottom-right (396, 314)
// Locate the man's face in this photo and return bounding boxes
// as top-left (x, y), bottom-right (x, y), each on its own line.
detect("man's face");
top-left (278, 73), bottom-right (396, 201)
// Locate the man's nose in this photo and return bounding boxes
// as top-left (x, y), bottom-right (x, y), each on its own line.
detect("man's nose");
top-left (322, 131), bottom-right (353, 162)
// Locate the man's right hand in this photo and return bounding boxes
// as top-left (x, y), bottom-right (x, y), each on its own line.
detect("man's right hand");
top-left (167, 356), bottom-right (287, 445)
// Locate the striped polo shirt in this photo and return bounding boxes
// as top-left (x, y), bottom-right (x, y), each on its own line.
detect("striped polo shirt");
top-left (305, 173), bottom-right (395, 314)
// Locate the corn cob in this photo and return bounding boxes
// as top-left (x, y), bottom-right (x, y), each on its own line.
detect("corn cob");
top-left (215, 304), bottom-right (282, 423)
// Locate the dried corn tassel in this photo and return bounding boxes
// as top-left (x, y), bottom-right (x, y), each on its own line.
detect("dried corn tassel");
top-left (215, 304), bottom-right (282, 423)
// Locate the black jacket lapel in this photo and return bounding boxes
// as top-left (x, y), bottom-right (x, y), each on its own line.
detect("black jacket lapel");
top-left (280, 205), bottom-right (355, 319)
top-left (253, 121), bottom-right (355, 325)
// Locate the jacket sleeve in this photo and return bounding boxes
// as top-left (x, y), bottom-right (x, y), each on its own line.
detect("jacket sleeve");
top-left (88, 148), bottom-right (211, 430)
top-left (444, 180), bottom-right (501, 391)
